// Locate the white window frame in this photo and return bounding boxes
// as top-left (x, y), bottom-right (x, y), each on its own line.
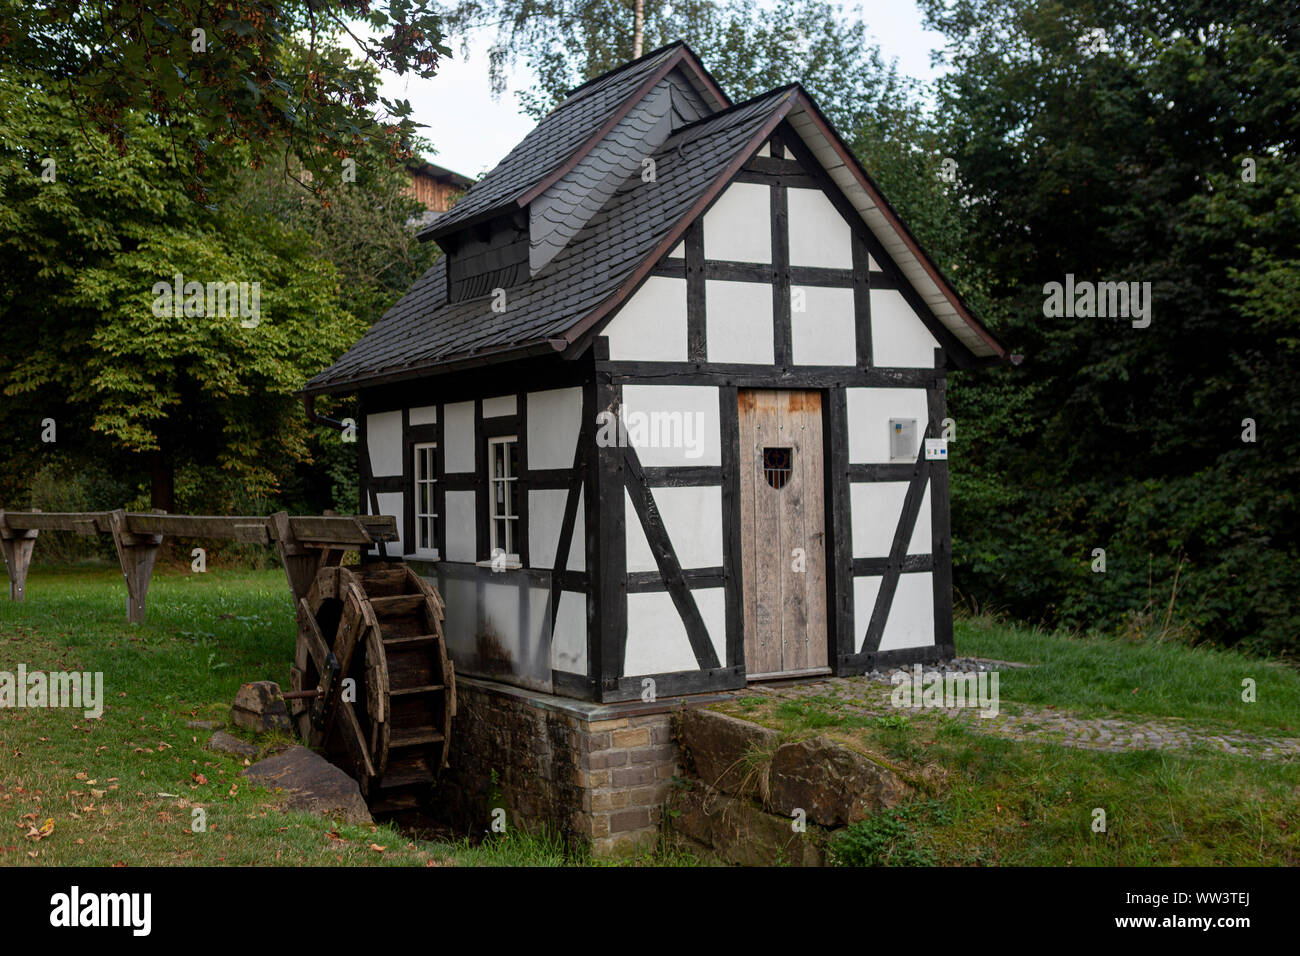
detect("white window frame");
top-left (413, 442), bottom-right (440, 559)
top-left (485, 435), bottom-right (522, 567)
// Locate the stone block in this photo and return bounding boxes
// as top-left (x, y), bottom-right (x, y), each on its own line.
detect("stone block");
top-left (677, 709), bottom-right (780, 798)
top-left (765, 737), bottom-right (910, 827)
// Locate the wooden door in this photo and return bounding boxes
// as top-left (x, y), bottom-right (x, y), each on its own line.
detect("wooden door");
top-left (737, 389), bottom-right (828, 678)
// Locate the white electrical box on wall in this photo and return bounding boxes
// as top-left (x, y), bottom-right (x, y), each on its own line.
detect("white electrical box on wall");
top-left (925, 438), bottom-right (949, 461)
top-left (889, 418), bottom-right (918, 462)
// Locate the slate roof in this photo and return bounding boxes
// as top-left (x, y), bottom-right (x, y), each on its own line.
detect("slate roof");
top-left (417, 44), bottom-right (690, 241)
top-left (305, 88), bottom-right (796, 394)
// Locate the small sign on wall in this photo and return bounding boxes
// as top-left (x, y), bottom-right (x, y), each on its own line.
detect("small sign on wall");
top-left (924, 438), bottom-right (949, 461)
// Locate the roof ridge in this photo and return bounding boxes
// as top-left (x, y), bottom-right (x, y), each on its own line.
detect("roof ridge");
top-left (561, 41), bottom-right (686, 102)
top-left (666, 82), bottom-right (799, 138)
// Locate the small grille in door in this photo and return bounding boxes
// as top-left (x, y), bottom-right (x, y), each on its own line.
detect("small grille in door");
top-left (763, 447), bottom-right (793, 489)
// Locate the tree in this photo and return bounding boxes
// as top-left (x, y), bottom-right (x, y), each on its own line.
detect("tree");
top-left (443, 0), bottom-right (913, 122)
top-left (0, 66), bottom-right (364, 512)
top-left (918, 0), bottom-right (1300, 652)
top-left (0, 0), bottom-right (451, 201)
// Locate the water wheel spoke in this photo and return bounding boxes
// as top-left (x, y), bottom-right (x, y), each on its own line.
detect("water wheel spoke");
top-left (292, 560), bottom-right (453, 811)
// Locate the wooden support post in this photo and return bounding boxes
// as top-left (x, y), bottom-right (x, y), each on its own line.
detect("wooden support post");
top-left (271, 512), bottom-right (343, 608)
top-left (0, 510), bottom-right (39, 602)
top-left (109, 509), bottom-right (162, 624)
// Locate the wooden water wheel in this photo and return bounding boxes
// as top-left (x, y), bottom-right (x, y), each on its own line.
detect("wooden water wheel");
top-left (289, 561), bottom-right (455, 812)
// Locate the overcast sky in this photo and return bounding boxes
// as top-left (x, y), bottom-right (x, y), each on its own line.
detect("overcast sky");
top-left (370, 3), bottom-right (948, 178)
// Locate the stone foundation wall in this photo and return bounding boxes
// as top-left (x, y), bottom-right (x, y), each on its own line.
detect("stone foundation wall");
top-left (664, 709), bottom-right (912, 866)
top-left (431, 678), bottom-right (682, 857)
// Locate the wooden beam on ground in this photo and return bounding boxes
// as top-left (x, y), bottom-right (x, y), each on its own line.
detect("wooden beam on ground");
top-left (108, 509), bottom-right (163, 624)
top-left (0, 510), bottom-right (40, 601)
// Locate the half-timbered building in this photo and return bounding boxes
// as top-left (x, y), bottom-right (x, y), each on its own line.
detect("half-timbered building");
top-left (303, 42), bottom-right (1010, 703)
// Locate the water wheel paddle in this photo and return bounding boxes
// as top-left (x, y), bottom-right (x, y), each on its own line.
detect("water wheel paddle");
top-left (290, 562), bottom-right (455, 812)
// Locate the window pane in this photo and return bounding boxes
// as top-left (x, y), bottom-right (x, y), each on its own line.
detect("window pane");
top-left (507, 441), bottom-right (519, 478)
top-left (507, 480), bottom-right (519, 519)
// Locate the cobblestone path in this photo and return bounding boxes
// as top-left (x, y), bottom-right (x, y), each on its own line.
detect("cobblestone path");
top-left (743, 660), bottom-right (1300, 761)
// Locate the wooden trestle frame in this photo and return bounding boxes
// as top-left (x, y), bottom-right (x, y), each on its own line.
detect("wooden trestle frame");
top-left (0, 509), bottom-right (397, 623)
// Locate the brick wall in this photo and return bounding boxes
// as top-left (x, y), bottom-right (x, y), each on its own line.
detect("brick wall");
top-left (430, 678), bottom-right (681, 857)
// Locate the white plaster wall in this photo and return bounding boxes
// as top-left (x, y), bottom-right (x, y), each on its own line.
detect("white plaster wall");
top-left (443, 401), bottom-right (476, 472)
top-left (694, 586), bottom-right (727, 668)
top-left (850, 482), bottom-right (908, 558)
top-left (668, 241), bottom-right (685, 258)
top-left (624, 486), bottom-right (723, 572)
top-left (791, 285), bottom-right (856, 366)
top-left (871, 289), bottom-right (940, 368)
top-left (528, 487), bottom-right (585, 572)
top-left (527, 387), bottom-right (583, 470)
top-left (603, 276), bottom-right (687, 361)
top-left (703, 181), bottom-right (771, 263)
top-left (853, 576), bottom-right (882, 653)
top-left (443, 490), bottom-right (476, 562)
top-left (909, 483), bottom-right (932, 556)
top-left (409, 405), bottom-right (437, 426)
top-left (525, 390), bottom-right (582, 470)
top-left (444, 576), bottom-right (477, 649)
top-left (853, 573), bottom-right (936, 652)
top-left (551, 591), bottom-right (588, 673)
top-left (878, 572), bottom-right (935, 650)
top-left (375, 491), bottom-right (404, 554)
top-left (623, 591), bottom-right (697, 676)
top-left (788, 186), bottom-right (853, 269)
top-left (705, 279), bottom-right (774, 364)
top-left (845, 387), bottom-right (930, 464)
top-left (620, 385), bottom-right (721, 467)
top-left (482, 394), bottom-right (517, 418)
top-left (366, 411), bottom-right (403, 476)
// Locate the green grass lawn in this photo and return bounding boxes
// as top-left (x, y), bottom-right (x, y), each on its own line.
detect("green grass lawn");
top-left (712, 617), bottom-right (1300, 866)
top-left (955, 616), bottom-right (1300, 734)
top-left (3, 564), bottom-right (1296, 866)
top-left (0, 564), bottom-right (679, 867)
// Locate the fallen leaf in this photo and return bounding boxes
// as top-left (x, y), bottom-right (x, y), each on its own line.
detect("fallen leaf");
top-left (368, 843), bottom-right (387, 852)
top-left (192, 773), bottom-right (208, 785)
top-left (25, 818), bottom-right (54, 842)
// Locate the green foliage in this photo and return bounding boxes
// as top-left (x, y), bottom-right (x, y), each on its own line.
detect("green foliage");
top-left (0, 0), bottom-right (450, 201)
top-left (0, 50), bottom-right (425, 515)
top-left (25, 460), bottom-right (133, 562)
top-left (445, 0), bottom-right (919, 130)
top-left (918, 0), bottom-right (1300, 655)
top-left (829, 804), bottom-right (937, 867)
